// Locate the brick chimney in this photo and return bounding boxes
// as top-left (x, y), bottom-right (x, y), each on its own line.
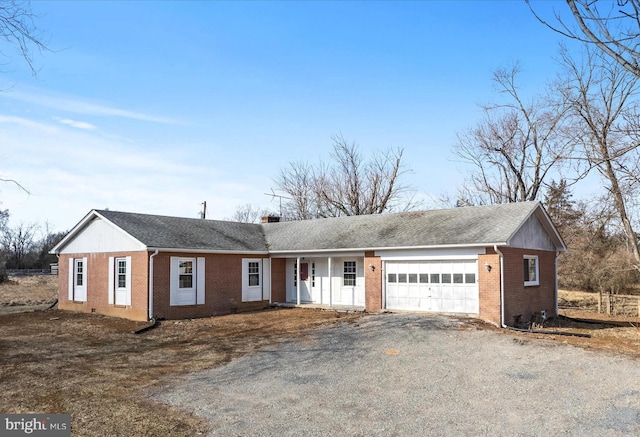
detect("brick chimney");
top-left (261, 214), bottom-right (281, 223)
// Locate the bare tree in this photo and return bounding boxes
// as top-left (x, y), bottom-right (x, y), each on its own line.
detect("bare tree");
top-left (453, 63), bottom-right (571, 204)
top-left (2, 221), bottom-right (38, 269)
top-left (529, 0), bottom-right (640, 78)
top-left (274, 135), bottom-right (416, 219)
top-left (557, 44), bottom-right (640, 270)
top-left (228, 203), bottom-right (270, 224)
top-left (0, 0), bottom-right (48, 74)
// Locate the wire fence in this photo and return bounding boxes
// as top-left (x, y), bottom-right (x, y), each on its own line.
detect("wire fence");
top-left (6, 265), bottom-right (58, 276)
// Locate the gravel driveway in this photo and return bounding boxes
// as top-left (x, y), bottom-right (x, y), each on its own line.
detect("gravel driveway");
top-left (155, 313), bottom-right (640, 436)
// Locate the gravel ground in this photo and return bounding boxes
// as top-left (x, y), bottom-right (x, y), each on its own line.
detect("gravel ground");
top-left (155, 313), bottom-right (640, 436)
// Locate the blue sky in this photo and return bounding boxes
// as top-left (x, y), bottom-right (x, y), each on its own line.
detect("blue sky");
top-left (0, 1), bottom-right (581, 231)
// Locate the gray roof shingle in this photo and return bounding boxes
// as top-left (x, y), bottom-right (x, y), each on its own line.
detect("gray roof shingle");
top-left (262, 201), bottom-right (544, 251)
top-left (96, 210), bottom-right (268, 252)
top-left (59, 201), bottom-right (556, 254)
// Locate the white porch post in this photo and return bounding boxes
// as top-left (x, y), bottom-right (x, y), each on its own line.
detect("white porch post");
top-left (296, 256), bottom-right (301, 305)
top-left (328, 256), bottom-right (333, 308)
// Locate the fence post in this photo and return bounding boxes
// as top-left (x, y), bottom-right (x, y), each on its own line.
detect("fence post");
top-left (606, 292), bottom-right (611, 315)
top-left (598, 291), bottom-right (602, 314)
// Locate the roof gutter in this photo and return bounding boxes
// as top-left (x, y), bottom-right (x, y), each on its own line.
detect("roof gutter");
top-left (494, 244), bottom-right (507, 328)
top-left (146, 247), bottom-right (269, 255)
top-left (148, 249), bottom-right (159, 320)
top-left (268, 242), bottom-right (508, 255)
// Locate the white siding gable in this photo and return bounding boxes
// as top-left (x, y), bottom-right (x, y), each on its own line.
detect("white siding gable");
top-left (509, 215), bottom-right (556, 251)
top-left (60, 218), bottom-right (146, 254)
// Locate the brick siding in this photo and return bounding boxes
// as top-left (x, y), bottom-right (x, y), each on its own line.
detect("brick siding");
top-left (499, 247), bottom-right (557, 326)
top-left (478, 249), bottom-right (502, 325)
top-left (58, 252), bottom-right (149, 321)
top-left (364, 251), bottom-right (382, 312)
top-left (151, 252), bottom-right (269, 320)
top-left (270, 258), bottom-right (287, 303)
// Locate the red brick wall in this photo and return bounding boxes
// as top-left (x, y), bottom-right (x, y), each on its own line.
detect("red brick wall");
top-left (500, 247), bottom-right (557, 326)
top-left (58, 252), bottom-right (149, 321)
top-left (478, 249), bottom-right (501, 325)
top-left (364, 251), bottom-right (382, 312)
top-left (151, 252), bottom-right (269, 320)
top-left (270, 258), bottom-right (286, 303)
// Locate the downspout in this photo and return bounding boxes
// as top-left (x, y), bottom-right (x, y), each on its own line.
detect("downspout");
top-left (494, 245), bottom-right (506, 328)
top-left (148, 249), bottom-right (159, 320)
top-left (555, 251), bottom-right (560, 317)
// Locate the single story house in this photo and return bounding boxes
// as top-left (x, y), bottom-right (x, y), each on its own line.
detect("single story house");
top-left (50, 201), bottom-right (565, 327)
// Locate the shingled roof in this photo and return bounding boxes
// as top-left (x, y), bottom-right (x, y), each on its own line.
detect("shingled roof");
top-left (94, 210), bottom-right (268, 252)
top-left (53, 201), bottom-right (564, 254)
top-left (262, 201), bottom-right (560, 251)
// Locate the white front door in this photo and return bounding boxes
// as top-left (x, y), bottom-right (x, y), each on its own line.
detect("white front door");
top-left (287, 260), bottom-right (312, 302)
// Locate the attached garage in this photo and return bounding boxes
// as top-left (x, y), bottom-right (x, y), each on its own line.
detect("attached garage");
top-left (385, 260), bottom-right (479, 314)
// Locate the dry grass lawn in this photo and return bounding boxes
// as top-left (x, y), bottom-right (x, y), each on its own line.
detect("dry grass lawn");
top-left (0, 275), bottom-right (57, 311)
top-left (1, 279), bottom-right (639, 436)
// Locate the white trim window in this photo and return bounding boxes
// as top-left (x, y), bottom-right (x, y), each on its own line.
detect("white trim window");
top-left (68, 257), bottom-right (88, 302)
top-left (170, 257), bottom-right (205, 306)
top-left (109, 256), bottom-right (132, 306)
top-left (343, 261), bottom-right (356, 287)
top-left (524, 255), bottom-right (539, 286)
top-left (242, 258), bottom-right (263, 302)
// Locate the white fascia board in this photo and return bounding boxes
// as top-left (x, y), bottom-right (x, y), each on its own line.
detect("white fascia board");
top-left (534, 207), bottom-right (567, 251)
top-left (50, 210), bottom-right (147, 254)
top-left (50, 210), bottom-right (97, 254)
top-left (50, 210), bottom-right (148, 254)
top-left (268, 250), bottom-right (366, 258)
top-left (148, 247), bottom-right (269, 255)
top-left (268, 243), bottom-right (504, 257)
top-left (503, 204), bottom-right (567, 252)
top-left (92, 210), bottom-right (148, 248)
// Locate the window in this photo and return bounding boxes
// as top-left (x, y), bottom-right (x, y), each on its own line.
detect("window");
top-left (343, 261), bottom-right (356, 287)
top-left (75, 259), bottom-right (84, 287)
top-left (248, 261), bottom-right (260, 286)
top-left (524, 255), bottom-right (539, 286)
top-left (242, 258), bottom-right (263, 302)
top-left (442, 273), bottom-right (452, 284)
top-left (398, 273), bottom-right (407, 283)
top-left (419, 274), bottom-right (429, 283)
top-left (117, 258), bottom-right (127, 289)
top-left (179, 259), bottom-right (194, 289)
top-left (170, 257), bottom-right (205, 306)
top-left (465, 273), bottom-right (476, 284)
top-left (408, 273), bottom-right (418, 283)
top-left (388, 273), bottom-right (397, 283)
top-left (453, 273), bottom-right (463, 284)
top-left (311, 262), bottom-right (316, 287)
top-left (430, 273), bottom-right (440, 284)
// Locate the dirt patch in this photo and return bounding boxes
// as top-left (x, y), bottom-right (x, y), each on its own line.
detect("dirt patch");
top-left (0, 307), bottom-right (363, 436)
top-left (2, 285), bottom-right (639, 435)
top-left (0, 275), bottom-right (58, 312)
top-left (498, 307), bottom-right (640, 359)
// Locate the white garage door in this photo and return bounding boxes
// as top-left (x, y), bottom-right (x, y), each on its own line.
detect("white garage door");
top-left (385, 260), bottom-right (479, 314)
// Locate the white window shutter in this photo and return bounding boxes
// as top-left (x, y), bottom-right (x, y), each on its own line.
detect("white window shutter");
top-left (262, 258), bottom-right (271, 301)
top-left (68, 257), bottom-right (74, 301)
top-left (170, 256), bottom-right (179, 306)
top-left (108, 257), bottom-right (114, 304)
top-left (196, 257), bottom-right (205, 304)
top-left (241, 258), bottom-right (249, 301)
top-left (81, 257), bottom-right (88, 302)
top-left (125, 256), bottom-right (132, 306)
